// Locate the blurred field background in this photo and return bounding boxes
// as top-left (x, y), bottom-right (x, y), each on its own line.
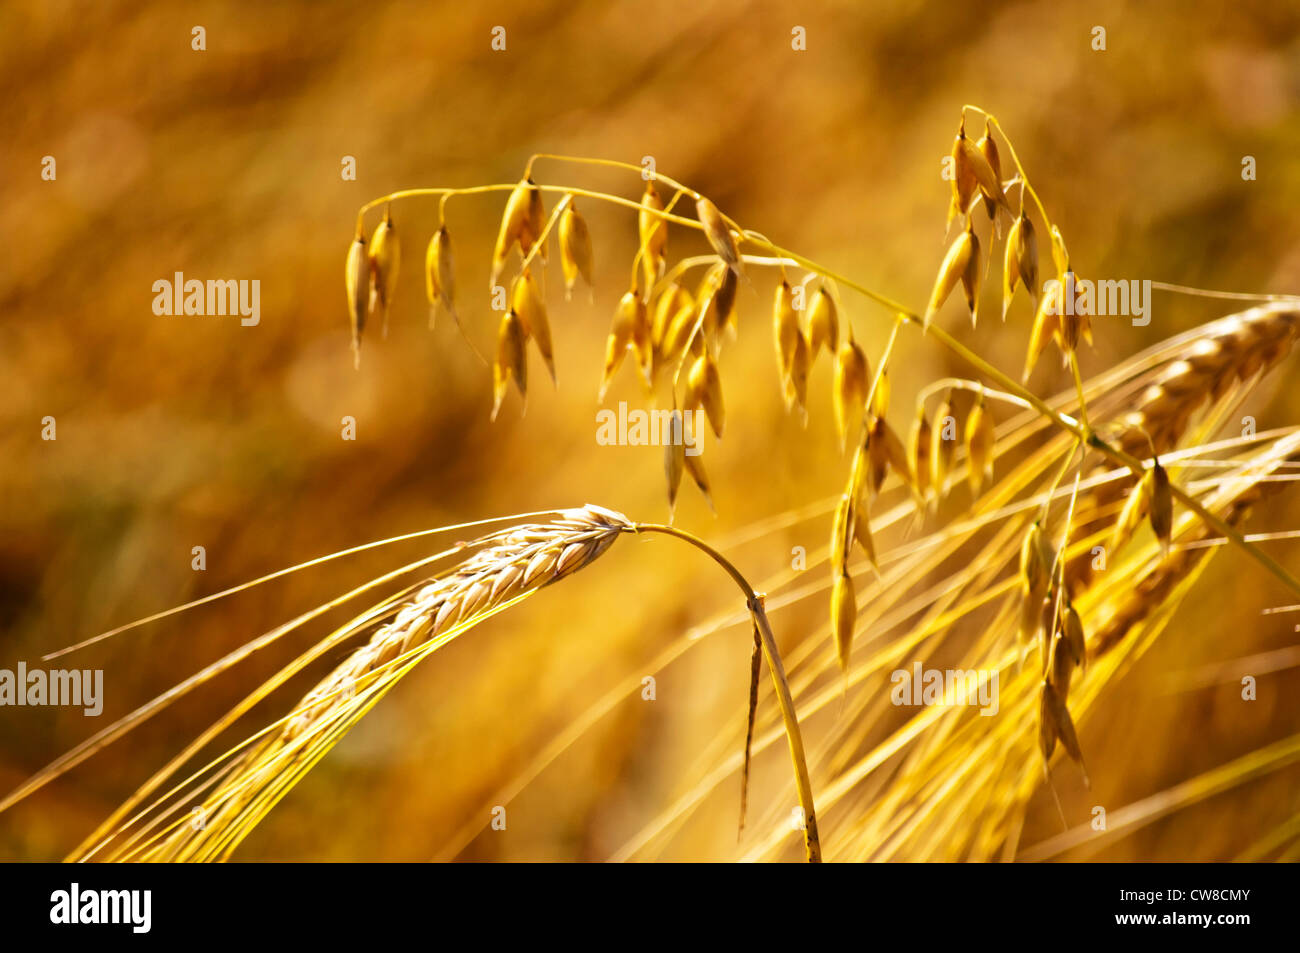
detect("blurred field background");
top-left (2, 0), bottom-right (1299, 861)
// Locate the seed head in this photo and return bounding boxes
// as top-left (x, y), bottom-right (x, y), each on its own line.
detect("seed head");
top-left (773, 279), bottom-right (800, 390)
top-left (491, 178), bottom-right (543, 291)
top-left (696, 196), bottom-right (743, 278)
top-left (1002, 212), bottom-right (1037, 321)
top-left (345, 234), bottom-right (369, 369)
top-left (491, 310), bottom-right (528, 421)
top-left (557, 198), bottom-right (593, 299)
top-left (369, 211), bottom-right (400, 338)
top-left (926, 225), bottom-right (976, 329)
top-left (638, 181), bottom-right (668, 294)
top-left (686, 349), bottom-right (725, 439)
top-left (831, 570), bottom-right (856, 674)
top-left (511, 270), bottom-right (555, 384)
top-left (833, 338), bottom-right (869, 448)
top-left (806, 286), bottom-right (839, 358)
top-left (964, 395), bottom-right (996, 498)
top-left (425, 225), bottom-right (457, 330)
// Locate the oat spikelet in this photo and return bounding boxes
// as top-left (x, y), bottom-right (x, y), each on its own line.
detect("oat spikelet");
top-left (664, 409), bottom-right (686, 518)
top-left (684, 449), bottom-right (715, 513)
top-left (1111, 469), bottom-right (1154, 555)
top-left (491, 178), bottom-right (544, 291)
top-left (511, 270), bottom-right (556, 384)
top-left (964, 394), bottom-right (995, 497)
top-left (491, 310), bottom-right (528, 421)
top-left (686, 349), bottom-right (725, 439)
top-left (866, 413), bottom-right (906, 499)
top-left (369, 210), bottom-right (400, 338)
top-left (833, 338), bottom-right (868, 448)
top-left (345, 233), bottom-right (368, 369)
top-left (925, 225), bottom-right (976, 329)
top-left (773, 279), bottom-right (800, 390)
top-left (697, 263), bottom-right (738, 338)
top-left (908, 404), bottom-right (933, 506)
top-left (806, 286), bottom-right (839, 358)
top-left (871, 368), bottom-right (891, 420)
top-left (831, 570), bottom-right (856, 674)
top-left (696, 196), bottom-right (743, 277)
top-left (929, 394), bottom-right (956, 500)
top-left (1002, 211), bottom-right (1037, 321)
top-left (557, 198), bottom-right (594, 299)
top-left (1024, 283), bottom-right (1061, 381)
top-left (787, 329), bottom-right (810, 419)
top-left (1039, 679), bottom-right (1089, 785)
top-left (425, 225), bottom-right (457, 330)
top-left (639, 181), bottom-right (668, 294)
top-left (600, 290), bottom-right (648, 400)
top-left (976, 120), bottom-right (1003, 222)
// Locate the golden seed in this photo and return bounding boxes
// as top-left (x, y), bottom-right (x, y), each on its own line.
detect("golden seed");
top-left (831, 492), bottom-right (853, 575)
top-left (1023, 283), bottom-right (1061, 382)
top-left (557, 198), bottom-right (593, 299)
top-left (1111, 469), bottom-right (1154, 554)
top-left (345, 234), bottom-right (369, 369)
top-left (787, 327), bottom-right (810, 418)
top-left (965, 395), bottom-right (996, 498)
top-left (1062, 600), bottom-right (1087, 674)
top-left (925, 225), bottom-right (976, 329)
top-left (369, 211), bottom-right (400, 337)
top-left (871, 369), bottom-right (891, 420)
top-left (664, 408), bottom-right (686, 517)
top-left (929, 394), bottom-right (955, 500)
top-left (806, 286), bottom-right (839, 358)
top-left (639, 181), bottom-right (668, 294)
top-left (491, 309), bottom-right (528, 421)
top-left (976, 121), bottom-right (1003, 221)
top-left (833, 338), bottom-right (869, 448)
top-left (853, 498), bottom-right (877, 567)
top-left (600, 290), bottom-right (643, 401)
top-left (684, 448), bottom-right (715, 513)
top-left (909, 404), bottom-right (933, 505)
top-left (696, 196), bottom-right (742, 277)
top-left (425, 225), bottom-right (457, 330)
top-left (831, 570), bottom-right (856, 674)
top-left (491, 178), bottom-right (544, 291)
top-left (511, 270), bottom-right (555, 384)
top-left (686, 349), bottom-right (725, 438)
top-left (1040, 679), bottom-right (1088, 781)
top-left (1002, 212), bottom-right (1038, 321)
top-left (774, 279), bottom-right (800, 387)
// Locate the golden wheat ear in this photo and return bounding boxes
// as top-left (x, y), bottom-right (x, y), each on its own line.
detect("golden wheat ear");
top-left (83, 506), bottom-right (822, 863)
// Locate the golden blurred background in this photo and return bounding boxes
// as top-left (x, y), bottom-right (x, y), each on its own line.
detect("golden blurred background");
top-left (2, 0), bottom-right (1299, 861)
